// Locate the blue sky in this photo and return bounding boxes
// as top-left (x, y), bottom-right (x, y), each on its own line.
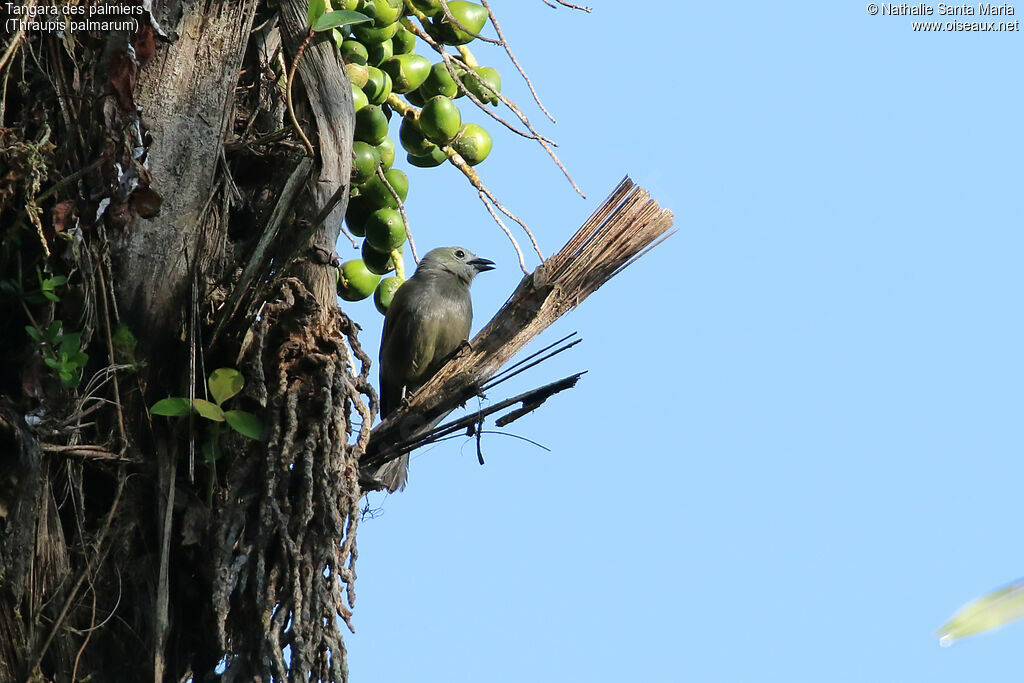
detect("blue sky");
top-left (341, 3), bottom-right (1024, 681)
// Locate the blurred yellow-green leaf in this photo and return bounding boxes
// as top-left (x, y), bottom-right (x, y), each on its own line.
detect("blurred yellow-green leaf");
top-left (151, 397), bottom-right (190, 417)
top-left (225, 410), bottom-right (263, 440)
top-left (192, 399), bottom-right (226, 422)
top-left (937, 580), bottom-right (1024, 646)
top-left (208, 368), bottom-right (244, 406)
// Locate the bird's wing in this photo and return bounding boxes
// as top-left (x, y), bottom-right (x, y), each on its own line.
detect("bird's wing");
top-left (379, 282), bottom-right (437, 416)
top-left (378, 275), bottom-right (472, 414)
top-left (406, 278), bottom-right (472, 386)
top-left (404, 309), bottom-right (441, 386)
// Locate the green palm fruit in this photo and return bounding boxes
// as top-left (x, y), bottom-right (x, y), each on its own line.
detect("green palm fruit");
top-left (407, 146), bottom-right (448, 168)
top-left (345, 196), bottom-right (376, 236)
top-left (354, 105), bottom-right (389, 144)
top-left (380, 53), bottom-right (431, 93)
top-left (463, 65), bottom-right (501, 105)
top-left (431, 1), bottom-right (488, 45)
top-left (362, 168), bottom-right (409, 208)
top-left (399, 117), bottom-right (437, 156)
top-left (351, 83), bottom-right (369, 112)
top-left (419, 62), bottom-right (459, 99)
top-left (365, 208), bottom-right (406, 251)
top-left (353, 20), bottom-right (399, 44)
top-left (361, 239), bottom-right (396, 275)
top-left (366, 38), bottom-right (393, 66)
top-left (418, 95), bottom-right (461, 144)
top-left (374, 276), bottom-right (403, 314)
top-left (363, 66), bottom-right (392, 105)
top-left (392, 26), bottom-right (416, 54)
top-left (451, 123), bottom-right (492, 165)
top-left (351, 141), bottom-right (381, 184)
top-left (338, 259), bottom-right (381, 301)
top-left (341, 40), bottom-right (369, 65)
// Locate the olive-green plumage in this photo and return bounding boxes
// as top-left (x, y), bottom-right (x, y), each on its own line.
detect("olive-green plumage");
top-left (377, 246), bottom-right (494, 491)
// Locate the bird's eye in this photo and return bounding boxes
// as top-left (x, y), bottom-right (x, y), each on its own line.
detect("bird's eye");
top-left (455, 249), bottom-right (465, 259)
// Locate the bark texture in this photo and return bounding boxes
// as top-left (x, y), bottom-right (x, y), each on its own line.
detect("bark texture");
top-left (0, 1), bottom-right (365, 680)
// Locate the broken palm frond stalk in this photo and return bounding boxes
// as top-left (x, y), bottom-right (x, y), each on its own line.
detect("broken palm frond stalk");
top-left (360, 177), bottom-right (674, 486)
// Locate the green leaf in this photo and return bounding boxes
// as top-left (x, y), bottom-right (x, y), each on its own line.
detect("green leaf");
top-left (307, 0), bottom-right (326, 25)
top-left (59, 332), bottom-right (82, 355)
top-left (112, 325), bottom-right (137, 352)
top-left (200, 438), bottom-right (223, 463)
top-left (312, 10), bottom-right (371, 32)
top-left (43, 291), bottom-right (59, 302)
top-left (59, 367), bottom-right (81, 387)
top-left (151, 397), bottom-right (191, 416)
top-left (225, 410), bottom-right (263, 440)
top-left (25, 326), bottom-right (42, 342)
top-left (192, 398), bottom-right (226, 422)
top-left (43, 357), bottom-right (60, 370)
top-left (937, 580), bottom-right (1024, 646)
top-left (46, 275), bottom-right (68, 288)
top-left (46, 321), bottom-right (62, 339)
top-left (208, 368), bottom-right (244, 405)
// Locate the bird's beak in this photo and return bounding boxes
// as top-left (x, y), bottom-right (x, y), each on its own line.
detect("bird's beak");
top-left (468, 257), bottom-right (495, 272)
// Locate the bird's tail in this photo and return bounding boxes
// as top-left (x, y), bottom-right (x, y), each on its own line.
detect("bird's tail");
top-left (374, 454), bottom-right (408, 493)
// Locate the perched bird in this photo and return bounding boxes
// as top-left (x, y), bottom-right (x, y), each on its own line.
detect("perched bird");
top-left (376, 246), bottom-right (495, 491)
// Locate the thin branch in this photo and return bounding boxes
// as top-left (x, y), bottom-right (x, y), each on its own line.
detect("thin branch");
top-left (286, 29), bottom-right (315, 157)
top-left (479, 0), bottom-right (556, 123)
top-left (399, 18), bottom-right (552, 144)
top-left (41, 443), bottom-right (134, 461)
top-left (374, 165), bottom-right (420, 265)
top-left (445, 46), bottom-right (584, 198)
top-left (406, 17), bottom-right (584, 197)
top-left (473, 430), bottom-right (552, 451)
top-left (445, 148), bottom-right (544, 263)
top-left (484, 331), bottom-right (579, 387)
top-left (154, 449), bottom-right (177, 681)
top-left (447, 50), bottom-right (585, 197)
top-left (542, 0), bottom-right (592, 10)
top-left (31, 467), bottom-right (127, 673)
top-left (375, 373), bottom-right (584, 461)
top-left (0, 0), bottom-right (35, 73)
top-left (387, 91), bottom-right (535, 268)
top-left (477, 190), bottom-right (527, 274)
top-left (96, 262), bottom-right (127, 449)
top-left (482, 334), bottom-right (582, 390)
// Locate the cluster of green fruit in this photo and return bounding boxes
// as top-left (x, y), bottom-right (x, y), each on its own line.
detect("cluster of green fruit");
top-left (333, 0), bottom-right (501, 313)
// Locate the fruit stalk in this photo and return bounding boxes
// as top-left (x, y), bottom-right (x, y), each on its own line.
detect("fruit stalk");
top-left (456, 45), bottom-right (478, 67)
